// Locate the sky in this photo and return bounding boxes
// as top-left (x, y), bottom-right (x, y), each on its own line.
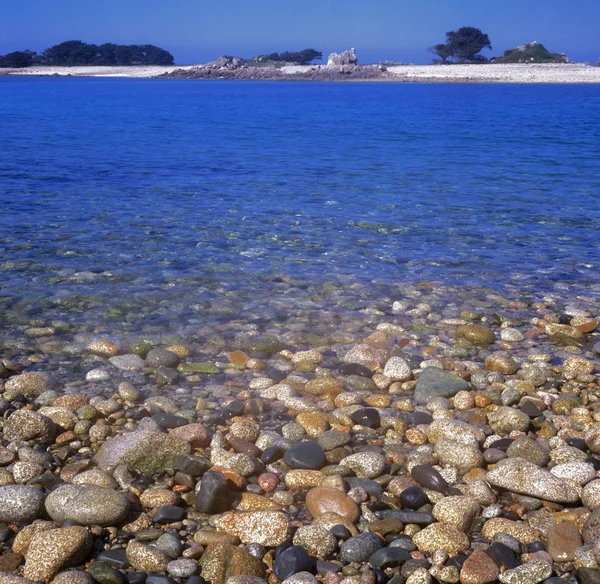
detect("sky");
top-left (1, 0), bottom-right (599, 65)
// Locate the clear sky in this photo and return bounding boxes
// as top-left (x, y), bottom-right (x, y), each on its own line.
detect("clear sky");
top-left (1, 0), bottom-right (598, 65)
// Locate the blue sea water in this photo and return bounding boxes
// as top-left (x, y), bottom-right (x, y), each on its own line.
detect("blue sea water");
top-left (1, 77), bottom-right (600, 341)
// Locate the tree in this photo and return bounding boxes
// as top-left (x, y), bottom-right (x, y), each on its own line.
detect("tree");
top-left (429, 27), bottom-right (492, 63)
top-left (0, 50), bottom-right (36, 68)
top-left (429, 43), bottom-right (453, 64)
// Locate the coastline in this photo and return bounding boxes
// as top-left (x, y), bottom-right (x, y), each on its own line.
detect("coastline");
top-left (2, 62), bottom-right (600, 83)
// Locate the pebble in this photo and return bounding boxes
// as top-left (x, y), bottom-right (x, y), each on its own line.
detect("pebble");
top-left (196, 470), bottom-right (231, 513)
top-left (293, 525), bottom-right (337, 558)
top-left (0, 486), bottom-right (45, 524)
top-left (126, 540), bottom-right (170, 573)
top-left (498, 560), bottom-right (552, 584)
top-left (22, 526), bottom-right (92, 582)
top-left (432, 496), bottom-right (480, 532)
top-left (214, 511), bottom-right (290, 546)
top-left (45, 484), bottom-right (130, 526)
top-left (273, 546), bottom-right (314, 581)
top-left (339, 452), bottom-right (386, 479)
top-left (459, 549), bottom-right (500, 584)
top-left (4, 372), bottom-right (54, 398)
top-left (306, 486), bottom-right (360, 522)
top-left (109, 354), bottom-right (147, 371)
top-left (486, 457), bottom-right (580, 503)
top-left (283, 442), bottom-right (326, 470)
top-left (340, 533), bottom-right (384, 562)
top-left (368, 547), bottom-right (410, 568)
top-left (3, 410), bottom-right (56, 444)
top-left (546, 520), bottom-right (582, 562)
top-left (413, 367), bottom-right (469, 404)
top-left (383, 357), bottom-right (412, 382)
top-left (412, 523), bottom-right (470, 555)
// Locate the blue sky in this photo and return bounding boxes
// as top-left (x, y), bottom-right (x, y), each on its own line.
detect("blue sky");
top-left (1, 0), bottom-right (598, 64)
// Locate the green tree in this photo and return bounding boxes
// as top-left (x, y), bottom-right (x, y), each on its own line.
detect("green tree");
top-left (430, 27), bottom-right (492, 63)
top-left (0, 50), bottom-right (36, 68)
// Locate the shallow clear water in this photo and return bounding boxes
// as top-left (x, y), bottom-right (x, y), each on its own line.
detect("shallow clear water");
top-left (1, 78), bottom-right (600, 344)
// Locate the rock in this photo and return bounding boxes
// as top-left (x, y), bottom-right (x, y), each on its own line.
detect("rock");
top-left (153, 505), bottom-right (185, 523)
top-left (327, 48), bottom-right (358, 67)
top-left (293, 525), bottom-right (337, 558)
top-left (413, 368), bottom-right (469, 404)
top-left (72, 469), bottom-right (118, 490)
top-left (196, 471), bottom-right (231, 513)
top-left (485, 353), bottom-right (518, 375)
top-left (434, 439), bottom-right (483, 474)
top-left (3, 410), bottom-right (56, 444)
top-left (426, 419), bottom-right (484, 447)
top-left (273, 546), bottom-right (314, 581)
top-left (283, 442), bottom-right (326, 470)
top-left (563, 357), bottom-right (595, 375)
top-left (339, 452), bottom-right (386, 478)
top-left (23, 527), bottom-right (92, 583)
top-left (52, 571), bottom-right (94, 584)
top-left (305, 487), bottom-right (360, 523)
top-left (412, 523), bottom-right (470, 555)
top-left (400, 486), bottom-right (429, 510)
top-left (578, 569), bottom-right (600, 584)
top-left (282, 572), bottom-right (318, 584)
top-left (169, 423), bottom-right (210, 448)
top-left (546, 520), bottom-right (581, 562)
top-left (126, 540), bottom-right (169, 573)
top-left (94, 418), bottom-right (190, 474)
top-left (0, 573), bottom-right (38, 583)
top-left (456, 325), bottom-right (496, 345)
top-left (350, 408), bottom-right (380, 428)
top-left (432, 497), bottom-right (480, 532)
top-left (214, 512), bottom-right (289, 546)
top-left (199, 543), bottom-right (265, 584)
top-left (227, 578), bottom-right (266, 584)
top-left (368, 547), bottom-right (410, 568)
top-left (340, 533), bottom-right (384, 562)
top-left (498, 560), bottom-right (552, 584)
top-left (485, 457), bottom-right (580, 503)
top-left (459, 549), bottom-right (500, 584)
top-left (383, 357), bottom-right (412, 382)
top-left (146, 348), bottom-right (180, 368)
top-left (0, 486), bottom-right (45, 524)
top-left (343, 344), bottom-right (386, 368)
top-left (318, 430), bottom-right (351, 451)
top-left (87, 337), bottom-right (119, 357)
top-left (5, 372), bottom-right (54, 398)
top-left (45, 484), bottom-right (130, 526)
top-left (583, 480), bottom-right (600, 510)
top-left (487, 407), bottom-right (530, 435)
top-left (506, 437), bottom-right (549, 467)
top-left (583, 507), bottom-right (600, 544)
top-left (550, 462), bottom-right (596, 485)
top-left (109, 354), bottom-right (146, 371)
top-left (410, 465), bottom-right (448, 493)
top-left (481, 518), bottom-right (541, 544)
top-left (167, 559), bottom-right (198, 578)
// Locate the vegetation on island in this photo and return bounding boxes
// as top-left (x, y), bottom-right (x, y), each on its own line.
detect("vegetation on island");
top-left (251, 49), bottom-right (323, 65)
top-left (430, 27), bottom-right (492, 63)
top-left (0, 41), bottom-right (174, 68)
top-left (492, 42), bottom-right (568, 64)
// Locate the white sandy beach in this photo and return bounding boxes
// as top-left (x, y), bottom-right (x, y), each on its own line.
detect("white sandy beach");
top-left (3, 62), bottom-right (600, 83)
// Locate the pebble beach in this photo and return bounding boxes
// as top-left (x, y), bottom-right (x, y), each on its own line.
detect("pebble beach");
top-left (1, 77), bottom-right (599, 584)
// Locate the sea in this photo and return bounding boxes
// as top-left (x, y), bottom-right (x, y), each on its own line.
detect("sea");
top-left (1, 77), bottom-right (599, 381)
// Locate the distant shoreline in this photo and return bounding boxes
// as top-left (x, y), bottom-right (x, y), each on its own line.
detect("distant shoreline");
top-left (3, 62), bottom-right (600, 83)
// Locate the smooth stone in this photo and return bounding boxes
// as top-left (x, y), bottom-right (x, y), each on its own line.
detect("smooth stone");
top-left (154, 505), bottom-right (185, 524)
top-left (0, 486), bottom-right (45, 524)
top-left (459, 549), bottom-right (500, 584)
top-left (498, 560), bottom-right (552, 584)
top-left (94, 418), bottom-right (191, 475)
top-left (214, 512), bottom-right (289, 546)
top-left (578, 568), bottom-right (600, 584)
top-left (293, 525), bottom-right (337, 559)
top-left (546, 520), bottom-right (581, 562)
top-left (156, 532), bottom-right (183, 560)
top-left (583, 507), bottom-right (600, 544)
top-left (3, 410), bottom-right (56, 444)
top-left (400, 486), bottom-right (429, 509)
top-left (456, 325), bottom-right (496, 345)
top-left (45, 485), bottom-right (130, 526)
top-left (340, 533), bottom-right (384, 563)
top-left (281, 572), bottom-right (318, 584)
top-left (339, 452), bottom-right (386, 479)
top-left (126, 540), bottom-right (169, 573)
top-left (261, 446), bottom-right (284, 464)
top-left (432, 496), bottom-right (480, 533)
top-left (283, 443), bottom-right (326, 470)
top-left (317, 431), bottom-right (351, 452)
top-left (377, 510), bottom-right (435, 526)
top-left (88, 561), bottom-right (128, 584)
top-left (434, 438), bottom-right (483, 474)
top-left (306, 487), bottom-right (360, 523)
top-left (145, 575), bottom-right (177, 584)
top-left (5, 372), bottom-right (54, 398)
top-left (153, 412), bottom-right (188, 429)
top-left (389, 535), bottom-right (417, 552)
top-left (506, 438), bottom-right (549, 467)
top-left (316, 560), bottom-right (342, 574)
top-left (96, 549), bottom-right (129, 569)
top-left (350, 408), bottom-right (381, 428)
top-left (23, 526), bottom-right (92, 583)
top-left (412, 523), bottom-right (470, 555)
top-left (383, 357), bottom-right (412, 382)
top-left (273, 546), bottom-right (314, 581)
top-left (411, 465), bottom-right (448, 493)
top-left (146, 349), bottom-right (180, 368)
top-left (486, 457), bottom-right (580, 503)
top-left (406, 412), bottom-right (433, 425)
top-left (345, 478), bottom-right (383, 498)
top-left (109, 354), bottom-right (147, 371)
top-left (413, 367), bottom-right (469, 404)
top-left (369, 547), bottom-right (410, 568)
top-left (196, 471), bottom-right (231, 514)
top-left (485, 542), bottom-right (519, 570)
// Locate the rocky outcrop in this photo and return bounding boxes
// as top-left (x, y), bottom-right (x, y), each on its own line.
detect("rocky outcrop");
top-left (327, 48), bottom-right (358, 67)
